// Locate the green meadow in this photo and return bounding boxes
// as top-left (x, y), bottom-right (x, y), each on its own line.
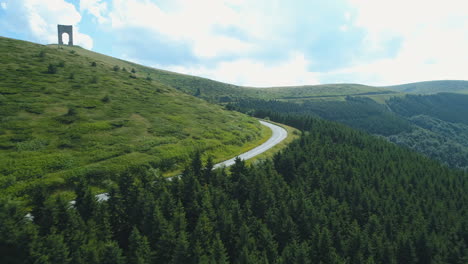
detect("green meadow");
top-left (0, 37), bottom-right (271, 196)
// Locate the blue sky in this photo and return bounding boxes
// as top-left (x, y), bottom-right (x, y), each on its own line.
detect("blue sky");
top-left (1, 0), bottom-right (467, 87)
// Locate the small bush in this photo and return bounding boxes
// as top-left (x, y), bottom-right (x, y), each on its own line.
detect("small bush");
top-left (131, 68), bottom-right (136, 73)
top-left (113, 65), bottom-right (120, 71)
top-left (66, 107), bottom-right (77, 116)
top-left (47, 64), bottom-right (57, 74)
top-left (146, 75), bottom-right (152, 81)
top-left (38, 50), bottom-right (46, 58)
top-left (58, 61), bottom-right (65, 67)
top-left (91, 76), bottom-right (98, 84)
top-left (56, 107), bottom-right (79, 124)
top-left (91, 61), bottom-right (97, 67)
top-left (101, 95), bottom-right (110, 103)
top-left (129, 74), bottom-right (137, 79)
top-left (16, 138), bottom-right (49, 151)
top-left (69, 72), bottom-right (75, 79)
top-left (69, 50), bottom-right (76, 54)
top-left (122, 67), bottom-right (127, 72)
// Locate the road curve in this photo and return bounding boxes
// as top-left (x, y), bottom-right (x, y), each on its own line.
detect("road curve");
top-left (213, 120), bottom-right (288, 169)
top-left (92, 120), bottom-right (287, 202)
top-left (25, 121), bottom-right (288, 218)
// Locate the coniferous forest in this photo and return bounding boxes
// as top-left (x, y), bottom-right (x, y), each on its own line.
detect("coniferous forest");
top-left (227, 95), bottom-right (468, 171)
top-left (1, 115), bottom-right (467, 264)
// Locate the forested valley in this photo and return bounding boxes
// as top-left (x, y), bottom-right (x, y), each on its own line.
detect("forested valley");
top-left (2, 114), bottom-right (467, 263)
top-left (228, 93), bottom-right (468, 170)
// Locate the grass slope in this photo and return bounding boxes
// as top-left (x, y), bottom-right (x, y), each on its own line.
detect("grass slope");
top-left (384, 80), bottom-right (468, 94)
top-left (94, 58), bottom-right (399, 103)
top-left (0, 37), bottom-right (271, 196)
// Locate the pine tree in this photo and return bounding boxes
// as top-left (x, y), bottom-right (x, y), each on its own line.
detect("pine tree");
top-left (172, 230), bottom-right (190, 264)
top-left (202, 156), bottom-right (214, 185)
top-left (192, 211), bottom-right (215, 255)
top-left (74, 179), bottom-right (97, 222)
top-left (31, 186), bottom-right (52, 235)
top-left (211, 234), bottom-right (229, 264)
top-left (101, 241), bottom-right (126, 264)
top-left (128, 227), bottom-right (152, 264)
top-left (31, 232), bottom-right (71, 264)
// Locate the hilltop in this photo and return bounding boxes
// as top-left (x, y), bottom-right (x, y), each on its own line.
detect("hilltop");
top-left (384, 80), bottom-right (468, 94)
top-left (0, 37), bottom-right (272, 196)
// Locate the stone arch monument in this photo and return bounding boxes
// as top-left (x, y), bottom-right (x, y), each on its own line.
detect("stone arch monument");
top-left (57, 25), bottom-right (73, 46)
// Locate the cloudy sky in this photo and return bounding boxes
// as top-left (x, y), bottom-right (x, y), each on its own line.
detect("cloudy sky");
top-left (0, 0), bottom-right (467, 87)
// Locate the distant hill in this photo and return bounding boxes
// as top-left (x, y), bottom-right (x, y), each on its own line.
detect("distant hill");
top-left (107, 59), bottom-right (397, 103)
top-left (0, 37), bottom-right (271, 196)
top-left (140, 68), bottom-right (399, 103)
top-left (384, 80), bottom-right (468, 94)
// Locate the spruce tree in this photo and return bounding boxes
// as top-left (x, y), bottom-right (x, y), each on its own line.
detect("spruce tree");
top-left (128, 227), bottom-right (152, 264)
top-left (101, 241), bottom-right (125, 264)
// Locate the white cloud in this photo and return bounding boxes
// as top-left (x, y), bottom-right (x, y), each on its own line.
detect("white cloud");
top-left (0, 0), bottom-right (93, 49)
top-left (341, 0), bottom-right (468, 85)
top-left (162, 52), bottom-right (319, 87)
top-left (80, 0), bottom-right (108, 23)
top-left (1, 2), bottom-right (7, 9)
top-left (107, 0), bottom-right (261, 58)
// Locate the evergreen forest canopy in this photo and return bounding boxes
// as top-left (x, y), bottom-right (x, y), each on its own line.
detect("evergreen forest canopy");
top-left (1, 115), bottom-right (467, 264)
top-left (228, 92), bottom-right (468, 170)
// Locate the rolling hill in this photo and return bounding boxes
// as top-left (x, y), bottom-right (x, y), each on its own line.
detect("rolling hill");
top-left (384, 80), bottom-right (468, 94)
top-left (0, 37), bottom-right (273, 196)
top-left (104, 58), bottom-right (399, 103)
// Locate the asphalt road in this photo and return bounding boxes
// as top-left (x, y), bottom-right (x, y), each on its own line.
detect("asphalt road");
top-left (93, 120), bottom-right (287, 202)
top-left (213, 120), bottom-right (288, 168)
top-left (23, 120), bottom-right (288, 216)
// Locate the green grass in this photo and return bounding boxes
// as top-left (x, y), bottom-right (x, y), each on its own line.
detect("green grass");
top-left (140, 71), bottom-right (399, 103)
top-left (0, 37), bottom-right (272, 196)
top-left (61, 52), bottom-right (399, 104)
top-left (384, 80), bottom-right (468, 94)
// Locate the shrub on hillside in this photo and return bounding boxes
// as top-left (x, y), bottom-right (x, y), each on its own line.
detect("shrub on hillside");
top-left (101, 95), bottom-right (110, 103)
top-left (47, 63), bottom-right (57, 74)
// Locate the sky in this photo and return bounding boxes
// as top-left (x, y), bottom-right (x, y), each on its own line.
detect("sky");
top-left (0, 0), bottom-right (467, 87)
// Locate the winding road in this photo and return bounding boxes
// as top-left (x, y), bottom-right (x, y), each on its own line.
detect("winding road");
top-left (213, 120), bottom-right (288, 168)
top-left (94, 120), bottom-right (287, 202)
top-left (25, 120), bottom-right (288, 211)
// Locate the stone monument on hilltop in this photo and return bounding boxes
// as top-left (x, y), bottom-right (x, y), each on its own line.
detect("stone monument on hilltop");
top-left (57, 24), bottom-right (73, 46)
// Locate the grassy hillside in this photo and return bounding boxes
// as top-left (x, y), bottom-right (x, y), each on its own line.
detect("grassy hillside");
top-left (384, 80), bottom-right (468, 94)
top-left (94, 58), bottom-right (398, 103)
top-left (0, 37), bottom-right (272, 196)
